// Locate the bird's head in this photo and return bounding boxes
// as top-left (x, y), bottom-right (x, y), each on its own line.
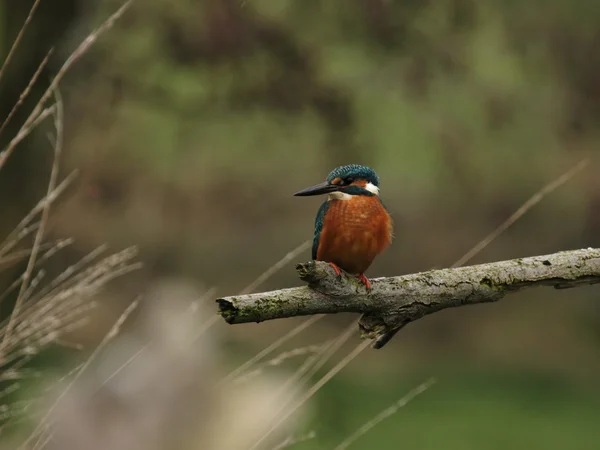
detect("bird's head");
top-left (293, 164), bottom-right (380, 200)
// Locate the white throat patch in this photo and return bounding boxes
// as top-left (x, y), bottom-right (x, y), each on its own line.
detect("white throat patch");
top-left (328, 182), bottom-right (380, 201)
top-left (365, 182), bottom-right (380, 195)
top-left (328, 191), bottom-right (353, 201)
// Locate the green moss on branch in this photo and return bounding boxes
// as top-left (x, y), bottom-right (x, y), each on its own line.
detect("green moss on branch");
top-left (216, 248), bottom-right (600, 348)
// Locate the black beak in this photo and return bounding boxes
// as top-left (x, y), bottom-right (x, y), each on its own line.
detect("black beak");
top-left (293, 181), bottom-right (339, 197)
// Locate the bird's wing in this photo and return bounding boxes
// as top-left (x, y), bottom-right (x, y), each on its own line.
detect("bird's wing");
top-left (312, 200), bottom-right (330, 260)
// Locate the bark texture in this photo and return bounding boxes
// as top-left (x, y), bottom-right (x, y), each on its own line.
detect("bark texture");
top-left (216, 248), bottom-right (600, 348)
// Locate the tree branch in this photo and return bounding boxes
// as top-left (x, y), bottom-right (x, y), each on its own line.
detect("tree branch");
top-left (216, 248), bottom-right (600, 348)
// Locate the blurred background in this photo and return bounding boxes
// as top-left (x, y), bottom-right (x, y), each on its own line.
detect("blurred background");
top-left (1, 0), bottom-right (599, 448)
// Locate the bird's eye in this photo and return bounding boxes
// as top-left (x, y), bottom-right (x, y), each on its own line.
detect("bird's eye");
top-left (344, 177), bottom-right (354, 184)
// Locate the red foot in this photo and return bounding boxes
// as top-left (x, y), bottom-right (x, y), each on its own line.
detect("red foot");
top-left (328, 262), bottom-right (342, 277)
top-left (356, 273), bottom-right (372, 290)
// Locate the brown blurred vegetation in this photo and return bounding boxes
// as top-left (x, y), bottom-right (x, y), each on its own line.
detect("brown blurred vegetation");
top-left (1, 0), bottom-right (600, 448)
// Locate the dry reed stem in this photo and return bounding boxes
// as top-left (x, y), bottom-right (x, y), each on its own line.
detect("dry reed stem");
top-left (246, 324), bottom-right (356, 449)
top-left (0, 247), bottom-right (140, 371)
top-left (222, 314), bottom-right (322, 384)
top-left (23, 299), bottom-right (140, 450)
top-left (0, 0), bottom-right (43, 87)
top-left (240, 240), bottom-right (311, 295)
top-left (0, 223), bottom-right (41, 258)
top-left (332, 378), bottom-right (436, 450)
top-left (0, 171), bottom-right (78, 258)
top-left (271, 323), bottom-right (355, 412)
top-left (452, 158), bottom-right (590, 268)
top-left (271, 431), bottom-right (316, 450)
top-left (0, 49), bottom-right (54, 139)
top-left (0, 106), bottom-right (55, 170)
top-left (234, 344), bottom-right (324, 385)
top-left (99, 286), bottom-right (217, 391)
top-left (250, 339), bottom-right (372, 450)
top-left (0, 363), bottom-right (87, 434)
top-left (0, 89), bottom-right (64, 354)
top-left (0, 239), bottom-right (71, 272)
top-left (374, 156), bottom-right (590, 346)
top-left (294, 322), bottom-right (355, 390)
top-left (1, 2), bottom-right (585, 445)
top-left (0, 242), bottom-right (139, 398)
top-left (220, 239), bottom-right (317, 383)
top-left (0, 0), bottom-right (134, 171)
top-left (173, 239), bottom-right (309, 370)
top-left (251, 157), bottom-right (590, 446)
top-left (26, 245), bottom-right (108, 303)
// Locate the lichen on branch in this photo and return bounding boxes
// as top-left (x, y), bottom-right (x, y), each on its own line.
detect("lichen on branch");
top-left (216, 248), bottom-right (600, 348)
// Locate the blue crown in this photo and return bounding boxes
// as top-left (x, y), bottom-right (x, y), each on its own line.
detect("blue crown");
top-left (326, 164), bottom-right (379, 186)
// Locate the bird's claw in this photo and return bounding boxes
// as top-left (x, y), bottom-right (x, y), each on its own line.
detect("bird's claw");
top-left (356, 273), bottom-right (372, 290)
top-left (328, 262), bottom-right (343, 278)
top-left (327, 264), bottom-right (371, 290)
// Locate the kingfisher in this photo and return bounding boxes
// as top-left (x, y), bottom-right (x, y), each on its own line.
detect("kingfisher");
top-left (294, 164), bottom-right (393, 289)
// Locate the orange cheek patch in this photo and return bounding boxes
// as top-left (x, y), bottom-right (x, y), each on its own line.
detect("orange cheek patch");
top-left (350, 180), bottom-right (367, 188)
top-left (330, 177), bottom-right (342, 185)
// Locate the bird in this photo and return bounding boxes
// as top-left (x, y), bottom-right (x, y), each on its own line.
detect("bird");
top-left (294, 164), bottom-right (393, 289)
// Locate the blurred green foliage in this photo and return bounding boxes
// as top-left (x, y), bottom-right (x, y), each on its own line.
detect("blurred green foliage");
top-left (307, 371), bottom-right (600, 449)
top-left (1, 0), bottom-right (600, 448)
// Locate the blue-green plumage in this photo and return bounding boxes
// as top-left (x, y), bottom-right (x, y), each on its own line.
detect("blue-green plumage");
top-left (308, 164), bottom-right (383, 260)
top-left (295, 163), bottom-right (394, 346)
top-left (312, 201), bottom-right (329, 260)
top-left (326, 164), bottom-right (379, 186)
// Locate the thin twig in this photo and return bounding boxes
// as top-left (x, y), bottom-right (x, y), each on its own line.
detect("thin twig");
top-left (236, 157), bottom-right (594, 448)
top-left (22, 299), bottom-right (140, 450)
top-left (222, 315), bottom-right (322, 384)
top-left (26, 245), bottom-right (107, 303)
top-left (452, 158), bottom-right (590, 268)
top-left (295, 322), bottom-right (355, 391)
top-left (271, 322), bottom-right (355, 416)
top-left (193, 241), bottom-right (312, 346)
top-left (219, 249), bottom-right (600, 330)
top-left (0, 49), bottom-right (54, 139)
top-left (231, 157), bottom-right (595, 448)
top-left (251, 157), bottom-right (593, 448)
top-left (220, 239), bottom-right (317, 383)
top-left (0, 105), bottom-right (56, 170)
top-left (100, 286), bottom-right (218, 390)
top-left (271, 431), bottom-right (316, 450)
top-left (0, 89), bottom-right (64, 355)
top-left (234, 344), bottom-right (324, 385)
top-left (0, 171), bottom-right (77, 258)
top-left (240, 240), bottom-right (311, 295)
top-left (373, 157), bottom-right (591, 347)
top-left (0, 0), bottom-right (43, 86)
top-left (333, 378), bottom-right (436, 450)
top-left (249, 340), bottom-right (372, 450)
top-left (0, 0), bottom-right (134, 171)
top-left (0, 239), bottom-right (70, 272)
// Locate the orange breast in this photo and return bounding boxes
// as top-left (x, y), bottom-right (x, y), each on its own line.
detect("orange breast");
top-left (317, 196), bottom-right (393, 275)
